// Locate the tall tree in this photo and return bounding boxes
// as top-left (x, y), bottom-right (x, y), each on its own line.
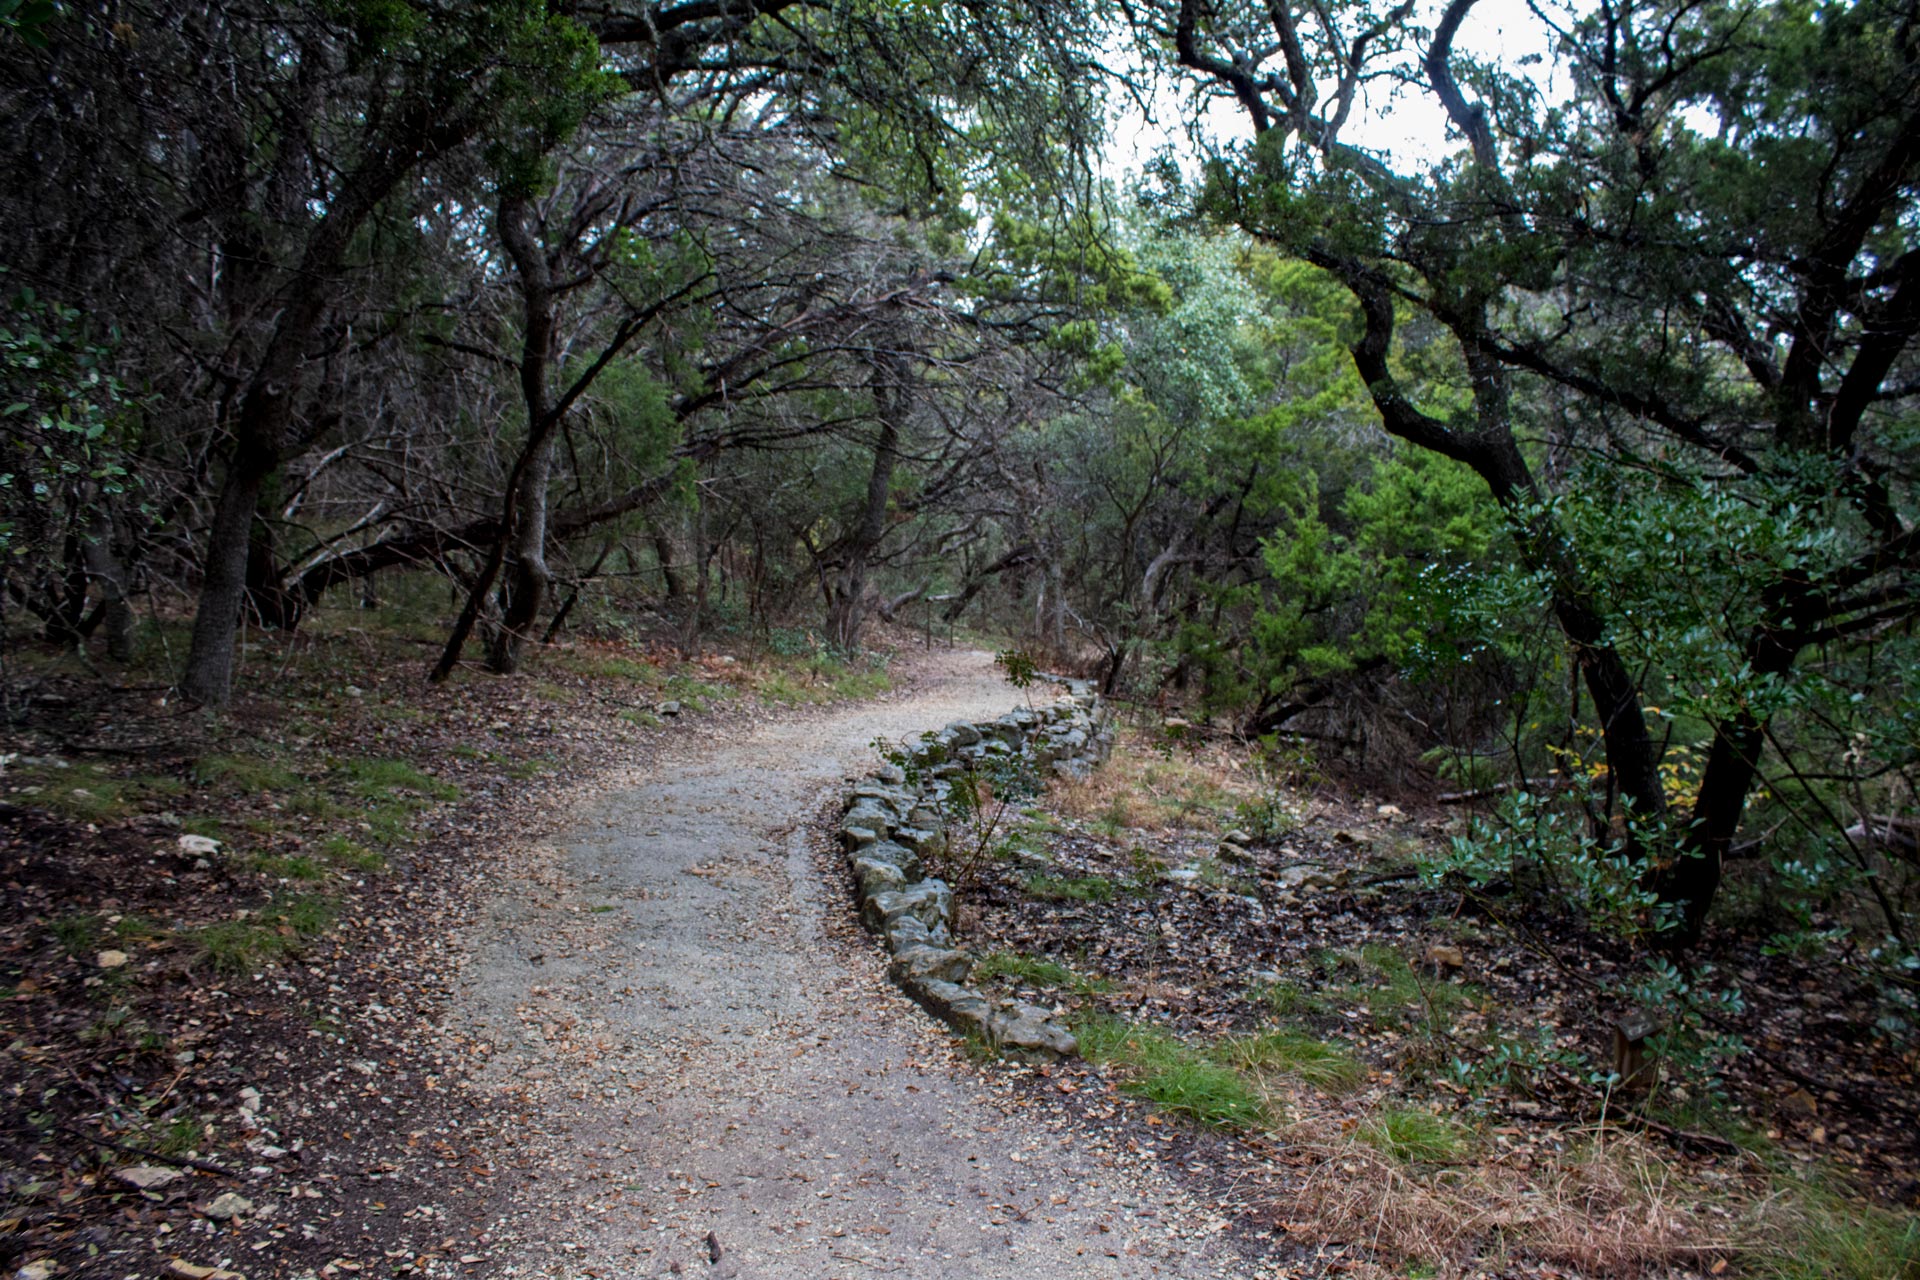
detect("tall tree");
top-left (1147, 0), bottom-right (1920, 941)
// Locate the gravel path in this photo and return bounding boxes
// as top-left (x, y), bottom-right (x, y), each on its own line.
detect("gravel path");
top-left (451, 649), bottom-right (1247, 1279)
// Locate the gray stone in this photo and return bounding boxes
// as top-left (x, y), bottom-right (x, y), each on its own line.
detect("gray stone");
top-left (851, 784), bottom-right (914, 810)
top-left (944, 722), bottom-right (984, 748)
top-left (903, 978), bottom-right (992, 1034)
top-left (873, 762), bottom-right (906, 785)
top-left (888, 945), bottom-right (973, 985)
top-left (860, 880), bottom-right (952, 934)
top-left (988, 1008), bottom-right (1078, 1061)
top-left (840, 825), bottom-right (880, 851)
top-left (852, 857), bottom-right (909, 898)
top-left (1276, 864), bottom-right (1348, 890)
top-left (115, 1165), bottom-right (183, 1191)
top-left (842, 799), bottom-right (897, 838)
top-left (884, 914), bottom-right (952, 951)
top-left (1218, 841), bottom-right (1252, 863)
top-left (203, 1192), bottom-right (254, 1221)
top-left (860, 839), bottom-right (922, 881)
top-left (891, 826), bottom-right (945, 860)
top-left (1163, 867), bottom-right (1202, 886)
top-left (656, 699), bottom-right (682, 717)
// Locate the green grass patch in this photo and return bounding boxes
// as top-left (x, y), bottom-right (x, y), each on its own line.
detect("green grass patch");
top-left (320, 836), bottom-right (386, 873)
top-left (1022, 874), bottom-right (1117, 903)
top-left (974, 951), bottom-right (1109, 995)
top-left (505, 756), bottom-right (555, 780)
top-left (250, 854), bottom-right (326, 882)
top-left (193, 753), bottom-right (301, 793)
top-left (9, 762), bottom-right (136, 822)
top-left (193, 894), bottom-right (337, 976)
top-left (1219, 1029), bottom-right (1365, 1093)
top-left (756, 672), bottom-right (820, 704)
top-left (1359, 1108), bottom-right (1468, 1163)
top-left (336, 757), bottom-right (460, 801)
top-left (1261, 978), bottom-right (1335, 1018)
top-left (145, 1115), bottom-right (204, 1158)
top-left (531, 680), bottom-right (576, 704)
top-left (1332, 944), bottom-right (1474, 1030)
top-left (111, 914), bottom-right (167, 943)
top-left (663, 673), bottom-right (728, 708)
top-left (179, 814), bottom-right (229, 840)
top-left (50, 913), bottom-right (101, 957)
top-left (1073, 1014), bottom-right (1270, 1129)
top-left (829, 668), bottom-right (892, 700)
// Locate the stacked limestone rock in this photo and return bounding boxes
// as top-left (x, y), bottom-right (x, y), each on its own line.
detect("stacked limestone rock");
top-left (839, 679), bottom-right (1112, 1061)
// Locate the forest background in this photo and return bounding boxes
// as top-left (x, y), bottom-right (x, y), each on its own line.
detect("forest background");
top-left (1, 0), bottom-right (1917, 1274)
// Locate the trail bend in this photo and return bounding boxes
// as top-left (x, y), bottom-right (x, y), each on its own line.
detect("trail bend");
top-left (455, 647), bottom-right (1244, 1279)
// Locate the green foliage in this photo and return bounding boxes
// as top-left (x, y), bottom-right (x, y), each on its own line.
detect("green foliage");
top-left (1436, 787), bottom-right (1749, 1088)
top-left (0, 0), bottom-right (55, 47)
top-left (993, 648), bottom-right (1038, 689)
top-left (0, 282), bottom-right (143, 620)
top-left (337, 757), bottom-right (459, 802)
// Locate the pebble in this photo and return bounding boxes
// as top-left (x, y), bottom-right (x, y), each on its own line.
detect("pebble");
top-left (203, 1192), bottom-right (255, 1221)
top-left (115, 1165), bottom-right (184, 1191)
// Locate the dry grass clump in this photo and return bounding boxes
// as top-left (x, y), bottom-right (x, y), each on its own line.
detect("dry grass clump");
top-left (1051, 727), bottom-right (1257, 834)
top-left (1281, 1117), bottom-right (1726, 1278)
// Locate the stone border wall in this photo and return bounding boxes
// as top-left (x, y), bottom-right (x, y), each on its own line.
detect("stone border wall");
top-left (837, 679), bottom-right (1113, 1061)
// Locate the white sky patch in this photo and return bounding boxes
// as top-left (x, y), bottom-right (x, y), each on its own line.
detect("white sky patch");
top-left (1104, 0), bottom-right (1588, 181)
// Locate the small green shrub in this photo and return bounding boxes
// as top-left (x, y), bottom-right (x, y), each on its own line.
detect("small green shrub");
top-left (337, 757), bottom-right (459, 801)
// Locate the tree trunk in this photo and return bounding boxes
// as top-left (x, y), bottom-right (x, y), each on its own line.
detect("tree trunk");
top-left (680, 495), bottom-right (708, 658)
top-left (826, 356), bottom-right (906, 651)
top-left (649, 516), bottom-right (689, 598)
top-left (243, 467), bottom-right (303, 631)
top-left (181, 433), bottom-right (278, 704)
top-left (487, 432), bottom-right (556, 674)
top-left (80, 508), bottom-right (135, 663)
